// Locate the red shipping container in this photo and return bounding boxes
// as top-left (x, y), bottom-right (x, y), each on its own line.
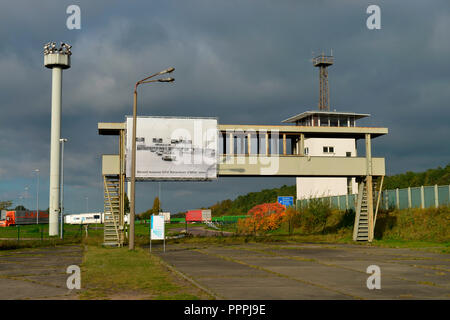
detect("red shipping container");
top-left (186, 210), bottom-right (203, 223)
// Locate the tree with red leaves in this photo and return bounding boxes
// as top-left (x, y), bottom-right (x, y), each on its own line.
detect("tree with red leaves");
top-left (238, 202), bottom-right (286, 235)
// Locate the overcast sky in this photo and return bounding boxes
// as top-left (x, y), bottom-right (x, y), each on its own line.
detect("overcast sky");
top-left (0, 1), bottom-right (449, 214)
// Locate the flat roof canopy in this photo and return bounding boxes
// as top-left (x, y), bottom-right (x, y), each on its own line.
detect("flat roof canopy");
top-left (98, 121), bottom-right (388, 139)
top-left (218, 124), bottom-right (388, 139)
top-left (282, 111), bottom-right (370, 123)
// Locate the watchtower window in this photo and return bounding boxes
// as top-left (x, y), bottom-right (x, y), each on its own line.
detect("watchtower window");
top-left (329, 116), bottom-right (339, 127)
top-left (349, 117), bottom-right (355, 127)
top-left (319, 115), bottom-right (329, 126)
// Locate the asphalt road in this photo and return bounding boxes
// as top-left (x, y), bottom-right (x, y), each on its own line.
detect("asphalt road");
top-left (0, 245), bottom-right (82, 299)
top-left (155, 242), bottom-right (450, 300)
top-left (171, 225), bottom-right (234, 237)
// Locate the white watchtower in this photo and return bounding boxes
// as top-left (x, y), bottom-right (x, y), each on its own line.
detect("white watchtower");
top-left (44, 42), bottom-right (71, 236)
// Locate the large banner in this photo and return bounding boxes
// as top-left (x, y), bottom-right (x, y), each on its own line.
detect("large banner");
top-left (126, 116), bottom-right (218, 180)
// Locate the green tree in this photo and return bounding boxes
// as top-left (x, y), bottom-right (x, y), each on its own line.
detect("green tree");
top-left (138, 196), bottom-right (161, 221)
top-left (384, 164), bottom-right (450, 189)
top-left (124, 193), bottom-right (130, 213)
top-left (0, 200), bottom-right (13, 210)
top-left (152, 196), bottom-right (161, 214)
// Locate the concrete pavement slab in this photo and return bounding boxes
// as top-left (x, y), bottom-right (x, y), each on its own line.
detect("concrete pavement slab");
top-left (157, 243), bottom-right (450, 300)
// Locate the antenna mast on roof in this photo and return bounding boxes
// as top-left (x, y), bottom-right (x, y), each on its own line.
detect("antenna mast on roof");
top-left (312, 50), bottom-right (334, 111)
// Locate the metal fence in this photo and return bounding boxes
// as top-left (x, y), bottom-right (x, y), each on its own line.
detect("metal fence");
top-left (0, 224), bottom-right (87, 242)
top-left (147, 215), bottom-right (249, 224)
top-left (297, 184), bottom-right (450, 211)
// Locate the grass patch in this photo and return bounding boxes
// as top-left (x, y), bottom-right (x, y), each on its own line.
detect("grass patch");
top-left (375, 207), bottom-right (450, 242)
top-left (0, 238), bottom-right (82, 251)
top-left (369, 239), bottom-right (450, 254)
top-left (79, 245), bottom-right (211, 300)
top-left (0, 224), bottom-right (100, 239)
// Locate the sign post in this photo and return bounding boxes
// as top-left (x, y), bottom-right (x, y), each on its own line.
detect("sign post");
top-left (150, 215), bottom-right (165, 253)
top-left (277, 196), bottom-right (295, 208)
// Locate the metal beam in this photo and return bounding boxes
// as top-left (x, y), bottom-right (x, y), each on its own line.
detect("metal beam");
top-left (218, 155), bottom-right (385, 177)
top-left (98, 122), bottom-right (126, 135)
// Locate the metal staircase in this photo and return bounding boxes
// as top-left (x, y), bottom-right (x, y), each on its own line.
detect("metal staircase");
top-left (353, 177), bottom-right (382, 242)
top-left (103, 176), bottom-right (122, 246)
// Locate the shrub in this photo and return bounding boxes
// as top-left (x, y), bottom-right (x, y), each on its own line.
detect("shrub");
top-left (237, 203), bottom-right (286, 235)
top-left (282, 207), bottom-right (297, 235)
top-left (297, 198), bottom-right (333, 234)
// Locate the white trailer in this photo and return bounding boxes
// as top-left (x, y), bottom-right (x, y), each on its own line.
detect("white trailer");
top-left (201, 209), bottom-right (212, 222)
top-left (64, 212), bottom-right (103, 224)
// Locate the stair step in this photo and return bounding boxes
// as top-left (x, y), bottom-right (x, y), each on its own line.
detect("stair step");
top-left (358, 233), bottom-right (368, 237)
top-left (103, 243), bottom-right (120, 247)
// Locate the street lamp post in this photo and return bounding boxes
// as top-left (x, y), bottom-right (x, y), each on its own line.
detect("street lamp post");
top-left (60, 138), bottom-right (68, 239)
top-left (129, 67), bottom-right (175, 250)
top-left (34, 169), bottom-right (40, 224)
top-left (24, 186), bottom-right (29, 210)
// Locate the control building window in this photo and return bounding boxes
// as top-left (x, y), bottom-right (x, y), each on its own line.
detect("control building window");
top-left (304, 147), bottom-right (309, 155)
top-left (346, 152), bottom-right (352, 157)
top-left (323, 146), bottom-right (334, 153)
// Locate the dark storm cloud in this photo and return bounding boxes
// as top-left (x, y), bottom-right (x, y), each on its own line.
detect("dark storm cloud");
top-left (0, 0), bottom-right (449, 213)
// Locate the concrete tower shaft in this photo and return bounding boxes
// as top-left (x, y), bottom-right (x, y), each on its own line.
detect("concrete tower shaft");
top-left (44, 42), bottom-right (71, 236)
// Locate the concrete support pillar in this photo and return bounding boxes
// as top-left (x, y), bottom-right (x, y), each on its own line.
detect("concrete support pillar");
top-left (119, 129), bottom-right (125, 230)
top-left (229, 132), bottom-right (234, 155)
top-left (282, 134), bottom-right (286, 155)
top-left (265, 132), bottom-right (269, 156)
top-left (299, 133), bottom-right (305, 156)
top-left (247, 133), bottom-right (251, 155)
top-left (407, 187), bottom-right (412, 208)
top-left (434, 184), bottom-right (439, 208)
top-left (420, 186), bottom-right (425, 209)
top-left (395, 188), bottom-right (400, 209)
top-left (292, 136), bottom-right (297, 155)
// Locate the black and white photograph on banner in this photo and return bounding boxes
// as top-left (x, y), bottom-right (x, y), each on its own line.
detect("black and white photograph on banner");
top-left (125, 116), bottom-right (218, 180)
